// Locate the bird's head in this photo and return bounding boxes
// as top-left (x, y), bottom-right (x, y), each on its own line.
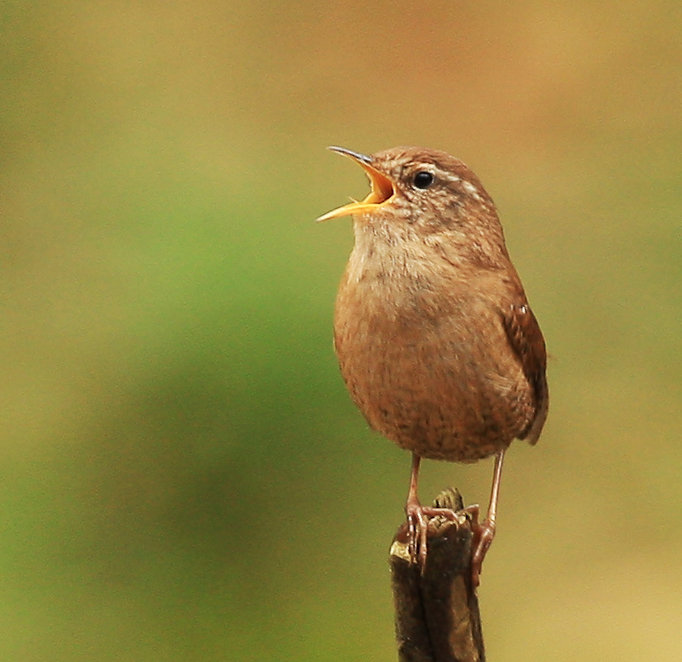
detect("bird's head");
top-left (317, 145), bottom-right (499, 237)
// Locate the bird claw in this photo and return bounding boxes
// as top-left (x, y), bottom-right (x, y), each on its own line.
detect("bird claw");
top-left (405, 500), bottom-right (496, 586)
top-left (405, 499), bottom-right (458, 569)
top-left (464, 504), bottom-right (496, 587)
top-left (406, 503), bottom-right (429, 567)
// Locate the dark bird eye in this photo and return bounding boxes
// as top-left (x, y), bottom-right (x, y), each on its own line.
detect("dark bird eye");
top-left (413, 171), bottom-right (434, 189)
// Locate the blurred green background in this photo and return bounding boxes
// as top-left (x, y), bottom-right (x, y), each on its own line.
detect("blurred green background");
top-left (1, 1), bottom-right (681, 660)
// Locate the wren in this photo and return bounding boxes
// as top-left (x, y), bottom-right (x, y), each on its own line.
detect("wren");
top-left (318, 146), bottom-right (548, 585)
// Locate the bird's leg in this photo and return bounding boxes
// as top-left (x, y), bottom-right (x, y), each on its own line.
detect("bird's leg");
top-left (465, 449), bottom-right (506, 587)
top-left (404, 453), bottom-right (459, 567)
top-left (405, 454), bottom-right (428, 566)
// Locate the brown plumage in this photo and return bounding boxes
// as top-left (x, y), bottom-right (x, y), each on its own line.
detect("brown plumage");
top-left (318, 146), bottom-right (548, 585)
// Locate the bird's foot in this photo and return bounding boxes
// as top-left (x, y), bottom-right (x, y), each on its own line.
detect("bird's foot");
top-left (463, 504), bottom-right (496, 588)
top-left (405, 496), bottom-right (458, 568)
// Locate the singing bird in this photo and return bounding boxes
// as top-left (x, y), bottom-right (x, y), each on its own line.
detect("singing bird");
top-left (318, 146), bottom-right (548, 585)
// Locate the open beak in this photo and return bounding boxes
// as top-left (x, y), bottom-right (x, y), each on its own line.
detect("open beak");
top-left (316, 146), bottom-right (395, 222)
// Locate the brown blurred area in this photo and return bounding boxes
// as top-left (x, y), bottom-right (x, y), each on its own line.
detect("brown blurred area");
top-left (1, 1), bottom-right (681, 660)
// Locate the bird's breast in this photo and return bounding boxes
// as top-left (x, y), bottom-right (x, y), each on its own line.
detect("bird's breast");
top-left (333, 248), bottom-right (534, 462)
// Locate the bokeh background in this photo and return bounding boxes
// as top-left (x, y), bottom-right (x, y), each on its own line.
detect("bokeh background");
top-left (2, 1), bottom-right (681, 660)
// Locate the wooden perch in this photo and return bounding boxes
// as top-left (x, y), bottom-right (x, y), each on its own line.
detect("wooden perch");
top-left (389, 488), bottom-right (485, 662)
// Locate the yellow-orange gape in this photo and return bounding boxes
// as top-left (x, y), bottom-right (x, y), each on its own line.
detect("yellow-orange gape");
top-left (318, 146), bottom-right (549, 585)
